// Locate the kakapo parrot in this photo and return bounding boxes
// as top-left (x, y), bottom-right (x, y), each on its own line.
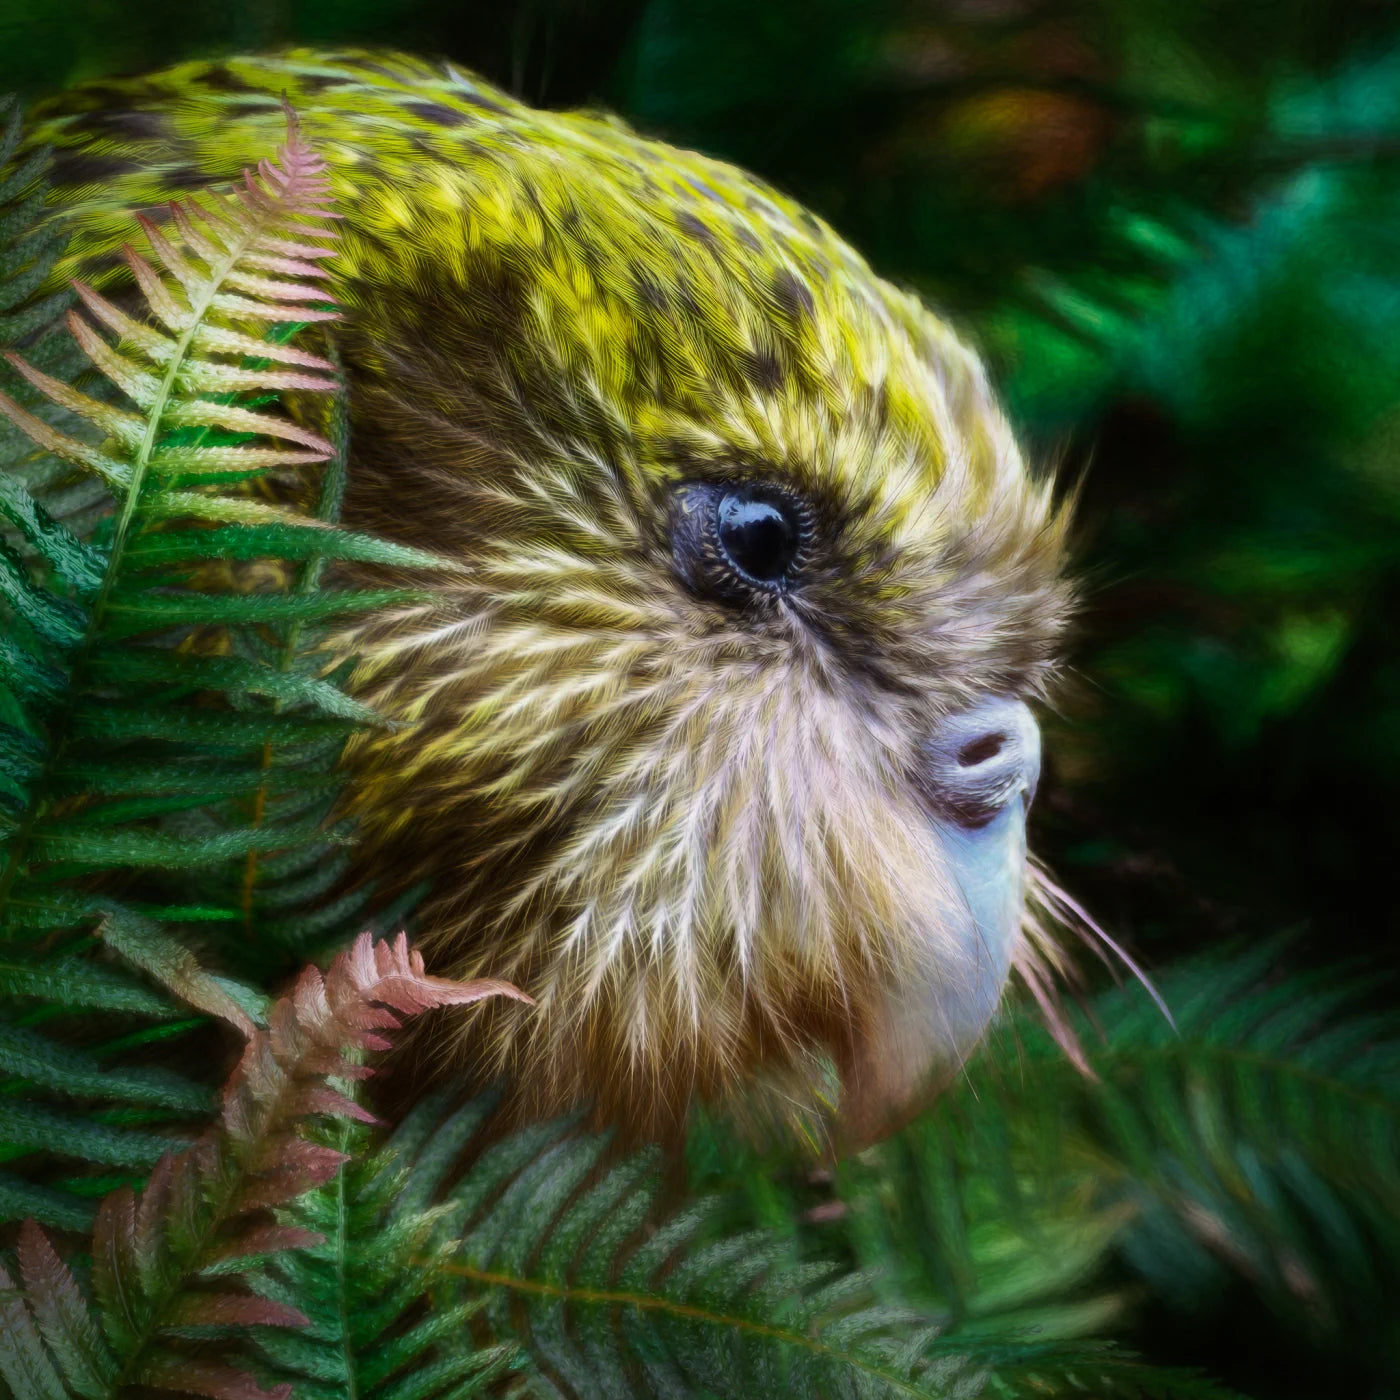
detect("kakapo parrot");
top-left (26, 49), bottom-right (1073, 1145)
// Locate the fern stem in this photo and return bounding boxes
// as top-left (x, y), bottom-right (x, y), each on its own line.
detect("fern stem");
top-left (240, 345), bottom-right (346, 936)
top-left (435, 1259), bottom-right (947, 1398)
top-left (239, 750), bottom-right (272, 933)
top-left (330, 1113), bottom-right (361, 1400)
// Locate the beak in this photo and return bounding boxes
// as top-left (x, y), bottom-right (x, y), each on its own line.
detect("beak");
top-left (837, 697), bottom-right (1040, 1146)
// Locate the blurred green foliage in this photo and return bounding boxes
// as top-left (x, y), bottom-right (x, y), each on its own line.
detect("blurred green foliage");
top-left (6, 1), bottom-right (1399, 1395)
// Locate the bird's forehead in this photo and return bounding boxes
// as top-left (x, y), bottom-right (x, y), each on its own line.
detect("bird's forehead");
top-left (31, 47), bottom-right (1018, 534)
top-left (337, 121), bottom-right (1015, 536)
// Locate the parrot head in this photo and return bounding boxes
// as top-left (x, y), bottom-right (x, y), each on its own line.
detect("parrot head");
top-left (34, 52), bottom-right (1073, 1143)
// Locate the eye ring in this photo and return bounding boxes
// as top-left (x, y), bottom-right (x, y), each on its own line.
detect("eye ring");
top-left (670, 480), bottom-right (812, 602)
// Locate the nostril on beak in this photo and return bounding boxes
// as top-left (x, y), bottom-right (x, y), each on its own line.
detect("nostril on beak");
top-left (922, 697), bottom-right (1041, 828)
top-left (957, 733), bottom-right (1006, 767)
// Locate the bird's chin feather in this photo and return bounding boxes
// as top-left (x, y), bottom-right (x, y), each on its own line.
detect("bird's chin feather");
top-left (348, 646), bottom-right (1036, 1146)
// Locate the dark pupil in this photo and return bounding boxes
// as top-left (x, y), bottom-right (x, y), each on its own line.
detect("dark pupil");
top-left (716, 493), bottom-right (798, 583)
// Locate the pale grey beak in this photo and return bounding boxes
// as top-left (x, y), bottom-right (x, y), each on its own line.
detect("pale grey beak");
top-left (922, 695), bottom-right (1041, 1048)
top-left (839, 696), bottom-right (1040, 1144)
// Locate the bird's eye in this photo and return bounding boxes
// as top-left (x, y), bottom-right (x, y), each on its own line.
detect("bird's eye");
top-left (670, 480), bottom-right (809, 602)
top-left (715, 491), bottom-right (799, 584)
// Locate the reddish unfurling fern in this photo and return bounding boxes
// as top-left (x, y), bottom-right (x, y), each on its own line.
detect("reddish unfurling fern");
top-left (0, 933), bottom-right (527, 1400)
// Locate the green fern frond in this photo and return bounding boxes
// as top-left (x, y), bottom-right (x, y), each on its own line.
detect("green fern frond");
top-left (164, 377), bottom-right (437, 977)
top-left (0, 105), bottom-right (347, 915)
top-left (673, 943), bottom-right (1400, 1390)
top-left (250, 1114), bottom-right (519, 1400)
top-left (815, 943), bottom-right (1400, 1363)
top-left (0, 107), bottom-right (345, 1223)
top-left (0, 933), bottom-right (523, 1400)
top-left (0, 96), bottom-right (70, 347)
top-left (396, 1102), bottom-right (974, 1400)
top-left (0, 105), bottom-right (451, 1227)
top-left (358, 1095), bottom-right (1229, 1400)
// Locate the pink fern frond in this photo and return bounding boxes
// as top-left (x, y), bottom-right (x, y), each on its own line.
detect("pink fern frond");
top-left (1, 348), bottom-right (145, 446)
top-left (165, 198), bottom-right (222, 263)
top-left (70, 279), bottom-right (170, 356)
top-left (202, 1223), bottom-right (324, 1267)
top-left (138, 1357), bottom-right (291, 1400)
top-left (168, 1292), bottom-right (309, 1330)
top-left (120, 243), bottom-right (187, 331)
top-left (161, 398), bottom-right (333, 452)
top-left (0, 384), bottom-right (129, 485)
top-left (0, 1257), bottom-right (68, 1397)
top-left (7, 933), bottom-right (523, 1400)
top-left (15, 1222), bottom-right (114, 1395)
top-left (135, 212), bottom-right (201, 293)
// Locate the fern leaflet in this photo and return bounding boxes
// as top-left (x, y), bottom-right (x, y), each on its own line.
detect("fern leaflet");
top-left (0, 932), bottom-right (524, 1400)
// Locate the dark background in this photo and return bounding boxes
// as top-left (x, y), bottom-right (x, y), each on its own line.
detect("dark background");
top-left (7, 1), bottom-right (1398, 1394)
